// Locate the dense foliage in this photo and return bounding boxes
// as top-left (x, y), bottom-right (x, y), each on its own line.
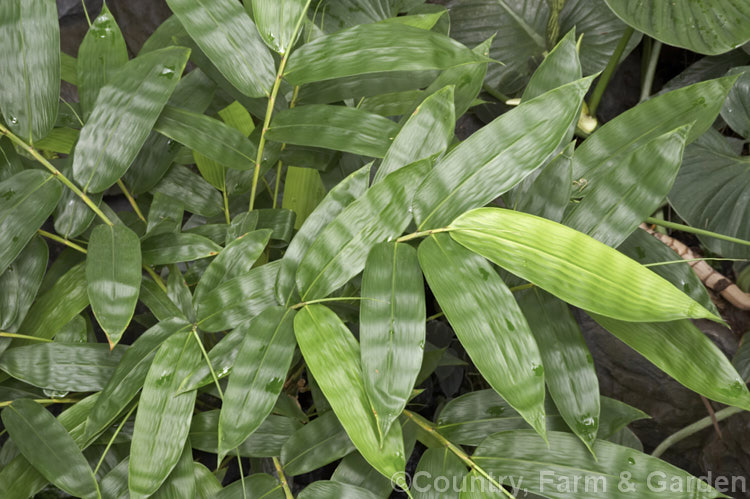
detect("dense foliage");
top-left (1, 0), bottom-right (750, 497)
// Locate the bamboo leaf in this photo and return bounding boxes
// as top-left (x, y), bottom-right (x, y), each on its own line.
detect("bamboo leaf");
top-left (450, 208), bottom-right (720, 323)
top-left (361, 242), bottom-right (425, 441)
top-left (251, 0), bottom-right (307, 54)
top-left (412, 77), bottom-right (594, 229)
top-left (299, 481), bottom-right (380, 499)
top-left (178, 322), bottom-right (245, 393)
top-left (0, 236), bottom-right (47, 332)
top-left (281, 410), bottom-right (356, 476)
top-left (215, 473), bottom-right (285, 499)
top-left (141, 232), bottom-right (222, 266)
top-left (152, 164), bottom-right (224, 218)
top-left (418, 234), bottom-right (547, 439)
top-left (294, 305), bottom-right (405, 479)
top-left (296, 159), bottom-right (431, 300)
top-left (77, 3), bottom-right (129, 120)
top-left (282, 167), bottom-right (327, 229)
top-left (73, 46), bottom-right (190, 193)
top-left (0, 170), bottom-right (62, 276)
top-left (86, 224), bottom-right (142, 346)
top-left (167, 265), bottom-right (195, 322)
top-left (2, 399), bottom-right (98, 498)
top-left (266, 105), bottom-right (400, 158)
top-left (166, 0), bottom-right (275, 98)
top-left (413, 448), bottom-right (467, 499)
top-left (152, 440), bottom-right (195, 499)
top-left (285, 23), bottom-right (485, 85)
top-left (522, 29), bottom-right (581, 101)
top-left (129, 329), bottom-right (201, 497)
top-left (0, 0), bottom-right (60, 142)
top-left (374, 85), bottom-right (455, 183)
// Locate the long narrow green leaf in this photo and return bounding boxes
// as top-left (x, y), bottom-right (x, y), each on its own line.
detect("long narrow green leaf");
top-left (153, 105), bottom-right (258, 170)
top-left (73, 46), bottom-right (190, 193)
top-left (87, 224), bottom-right (142, 346)
top-left (511, 141), bottom-right (574, 223)
top-left (281, 410), bottom-right (356, 476)
top-left (0, 170), bottom-right (62, 276)
top-left (0, 236), bottom-right (47, 332)
top-left (77, 3), bottom-right (129, 120)
top-left (0, 0), bottom-right (60, 142)
top-left (251, 0), bottom-right (307, 54)
top-left (219, 307), bottom-right (296, 457)
top-left (0, 343), bottom-right (125, 392)
top-left (374, 85), bottom-right (455, 183)
top-left (285, 23), bottom-right (484, 85)
top-left (215, 473), bottom-right (285, 499)
top-left (521, 29), bottom-right (581, 101)
top-left (152, 164), bottom-right (223, 218)
top-left (412, 76), bottom-right (594, 229)
top-left (54, 162), bottom-right (103, 239)
top-left (141, 232), bottom-right (222, 266)
top-left (266, 105), bottom-right (400, 158)
top-left (276, 164), bottom-right (370, 305)
top-left (299, 481), bottom-right (380, 499)
top-left (177, 323), bottom-right (245, 392)
top-left (166, 0), bottom-right (275, 97)
top-left (129, 329), bottom-right (201, 497)
top-left (418, 234), bottom-right (547, 439)
top-left (413, 448), bottom-right (467, 499)
top-left (2, 399), bottom-right (98, 498)
top-left (361, 242), bottom-right (425, 442)
top-left (296, 159), bottom-right (431, 300)
top-left (450, 208), bottom-right (720, 323)
top-left (152, 440), bottom-right (195, 499)
top-left (294, 305), bottom-right (405, 480)
top-left (517, 288), bottom-right (600, 451)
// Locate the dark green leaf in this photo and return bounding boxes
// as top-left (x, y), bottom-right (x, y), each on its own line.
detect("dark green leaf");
top-left (251, 0), bottom-right (307, 54)
top-left (141, 232), bottom-right (222, 266)
top-left (721, 66), bottom-right (750, 139)
top-left (281, 410), bottom-right (356, 476)
top-left (511, 142), bottom-right (574, 223)
top-left (216, 473), bottom-right (284, 499)
top-left (413, 448), bottom-right (467, 499)
top-left (152, 165), bottom-right (224, 218)
top-left (0, 236), bottom-right (47, 332)
top-left (522, 29), bottom-right (582, 101)
top-left (299, 481), bottom-right (380, 499)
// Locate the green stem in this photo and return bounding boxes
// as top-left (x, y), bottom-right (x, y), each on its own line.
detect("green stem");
top-left (81, 0), bottom-right (91, 26)
top-left (396, 227), bottom-right (454, 243)
top-left (588, 26), bottom-right (634, 116)
top-left (37, 230), bottom-right (88, 254)
top-left (272, 161), bottom-right (283, 209)
top-left (403, 410), bottom-right (515, 499)
top-left (236, 449), bottom-right (247, 499)
top-left (0, 332), bottom-right (52, 342)
top-left (482, 84), bottom-right (511, 104)
top-left (291, 296), bottom-right (384, 310)
top-left (0, 123), bottom-right (113, 226)
top-left (273, 456), bottom-right (294, 499)
top-left (191, 326), bottom-right (224, 399)
top-left (249, 1), bottom-right (312, 211)
top-left (644, 257), bottom-right (747, 268)
top-left (143, 265), bottom-right (168, 293)
top-left (640, 40), bottom-right (662, 102)
top-left (651, 406), bottom-right (743, 458)
top-left (0, 398), bottom-right (79, 408)
top-left (545, 0), bottom-right (566, 49)
top-left (117, 179), bottom-right (146, 223)
top-left (222, 188), bottom-right (232, 225)
top-left (644, 217), bottom-right (750, 248)
top-left (93, 403), bottom-right (137, 475)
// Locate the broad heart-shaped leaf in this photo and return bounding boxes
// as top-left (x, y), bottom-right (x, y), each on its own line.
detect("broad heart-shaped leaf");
top-left (516, 288), bottom-right (600, 452)
top-left (153, 105), bottom-right (258, 171)
top-left (0, 170), bottom-right (62, 276)
top-left (449, 0), bottom-right (638, 96)
top-left (361, 242), bottom-right (425, 442)
top-left (294, 305), bottom-right (405, 480)
top-left (129, 329), bottom-right (201, 498)
top-left (0, 0), bottom-right (60, 143)
top-left (84, 317), bottom-right (191, 442)
top-left (722, 66), bottom-right (750, 139)
top-left (413, 448), bottom-right (467, 499)
top-left (296, 159), bottom-right (431, 300)
top-left (86, 224), bottom-right (142, 346)
top-left (451, 208), bottom-right (720, 323)
top-left (166, 0), bottom-right (275, 98)
top-left (73, 46), bottom-right (190, 193)
top-left (418, 234), bottom-right (547, 439)
top-left (196, 260), bottom-right (280, 332)
top-left (412, 76), bottom-right (594, 230)
top-left (374, 85), bottom-right (455, 183)
top-left (2, 399), bottom-right (99, 498)
top-left (251, 0), bottom-right (307, 54)
top-left (669, 136), bottom-right (750, 259)
top-left (76, 3), bottom-right (128, 121)
top-left (284, 23), bottom-right (484, 85)
top-left (281, 410), bottom-right (356, 476)
top-left (193, 228), bottom-right (272, 303)
top-left (0, 343), bottom-right (125, 392)
top-left (604, 0), bottom-right (750, 56)
top-left (141, 232), bottom-right (222, 266)
top-left (266, 105), bottom-right (400, 158)
top-left (572, 75), bottom-right (738, 182)
top-left (276, 164), bottom-right (370, 305)
top-left (591, 315), bottom-right (750, 411)
top-left (218, 306), bottom-right (297, 458)
top-left (0, 236), bottom-right (47, 332)
top-left (472, 430), bottom-right (722, 499)
top-left (563, 125), bottom-right (690, 248)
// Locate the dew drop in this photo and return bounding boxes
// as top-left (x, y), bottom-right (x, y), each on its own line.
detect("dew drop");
top-left (159, 66), bottom-right (177, 79)
top-left (8, 115), bottom-right (18, 124)
top-left (627, 457), bottom-right (636, 465)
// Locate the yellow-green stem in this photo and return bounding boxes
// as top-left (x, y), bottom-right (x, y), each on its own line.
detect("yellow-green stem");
top-left (143, 265), bottom-right (167, 293)
top-left (0, 332), bottom-right (52, 342)
top-left (192, 326), bottom-right (224, 399)
top-left (273, 456), bottom-right (294, 499)
top-left (93, 403), bottom-right (137, 474)
top-left (223, 188), bottom-right (232, 225)
top-left (117, 179), bottom-right (146, 223)
top-left (37, 230), bottom-right (88, 254)
top-left (0, 398), bottom-right (79, 408)
top-left (588, 26), bottom-right (634, 116)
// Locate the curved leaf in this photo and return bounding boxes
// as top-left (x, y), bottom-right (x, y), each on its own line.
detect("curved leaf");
top-left (294, 305), bottom-right (405, 479)
top-left (251, 0), bottom-right (307, 54)
top-left (152, 164), bottom-right (223, 218)
top-left (267, 105), bottom-right (400, 158)
top-left (450, 208), bottom-right (720, 323)
top-left (722, 66), bottom-right (750, 139)
top-left (296, 159), bottom-right (431, 300)
top-left (87, 223), bottom-right (142, 346)
top-left (166, 0), bottom-right (275, 98)
top-left (0, 236), bottom-right (47, 332)
top-left (299, 481), bottom-right (380, 499)
top-left (281, 410), bottom-right (356, 476)
top-left (77, 3), bottom-right (129, 120)
top-left (412, 77), bottom-right (593, 229)
top-left (0, 0), bottom-right (60, 142)
top-left (73, 46), bottom-right (190, 193)
top-left (522, 29), bottom-right (582, 101)
top-left (219, 306), bottom-right (297, 457)
top-left (296, 70), bottom-right (439, 106)
top-left (129, 329), bottom-right (201, 497)
top-left (511, 141), bottom-right (574, 223)
top-left (361, 242), bottom-right (425, 441)
top-left (215, 473), bottom-right (284, 499)
top-left (0, 170), bottom-right (62, 276)
top-left (285, 23), bottom-right (484, 85)
top-left (413, 448), bottom-right (467, 499)
top-left (141, 232), bottom-right (222, 266)
top-left (419, 234), bottom-right (546, 438)
top-left (604, 0), bottom-right (750, 56)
